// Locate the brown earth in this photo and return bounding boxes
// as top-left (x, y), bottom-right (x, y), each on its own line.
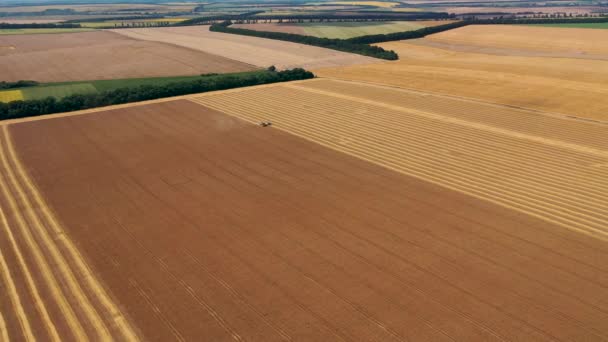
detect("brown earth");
top-left (112, 26), bottom-right (380, 70)
top-left (3, 99), bottom-right (608, 341)
top-left (0, 31), bottom-right (255, 82)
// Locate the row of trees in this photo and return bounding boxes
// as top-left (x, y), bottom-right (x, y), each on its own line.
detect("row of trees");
top-left (0, 22), bottom-right (81, 29)
top-left (0, 68), bottom-right (314, 121)
top-left (210, 21), bottom-right (399, 60)
top-left (347, 21), bottom-right (470, 44)
top-left (0, 81), bottom-right (38, 90)
top-left (210, 20), bottom-right (472, 60)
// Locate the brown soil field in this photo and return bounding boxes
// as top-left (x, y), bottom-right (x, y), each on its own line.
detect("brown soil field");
top-left (426, 24), bottom-right (608, 57)
top-left (112, 26), bottom-right (380, 70)
top-left (0, 31), bottom-right (255, 82)
top-left (2, 98), bottom-right (608, 341)
top-left (314, 29), bottom-right (608, 121)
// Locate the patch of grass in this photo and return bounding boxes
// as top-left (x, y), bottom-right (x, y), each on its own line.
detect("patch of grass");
top-left (0, 28), bottom-right (95, 35)
top-left (0, 90), bottom-right (23, 102)
top-left (529, 23), bottom-right (608, 29)
top-left (299, 21), bottom-right (426, 39)
top-left (22, 84), bottom-right (97, 100)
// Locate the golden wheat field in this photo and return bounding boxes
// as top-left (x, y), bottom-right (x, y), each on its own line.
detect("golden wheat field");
top-left (314, 25), bottom-right (608, 122)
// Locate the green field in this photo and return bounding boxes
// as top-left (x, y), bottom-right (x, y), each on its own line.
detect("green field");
top-left (530, 23), bottom-right (608, 29)
top-left (0, 28), bottom-right (95, 35)
top-left (298, 21), bottom-right (429, 38)
top-left (0, 72), bottom-right (261, 102)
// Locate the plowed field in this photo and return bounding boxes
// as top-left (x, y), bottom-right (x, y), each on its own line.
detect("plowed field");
top-left (1, 95), bottom-right (608, 341)
top-left (0, 31), bottom-right (255, 82)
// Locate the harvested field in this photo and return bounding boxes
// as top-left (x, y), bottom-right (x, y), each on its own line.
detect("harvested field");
top-left (193, 78), bottom-right (608, 240)
top-left (425, 24), bottom-right (608, 58)
top-left (0, 31), bottom-right (255, 83)
top-left (232, 20), bottom-right (455, 39)
top-left (3, 98), bottom-right (608, 341)
top-left (111, 26), bottom-right (380, 70)
top-left (314, 33), bottom-right (608, 121)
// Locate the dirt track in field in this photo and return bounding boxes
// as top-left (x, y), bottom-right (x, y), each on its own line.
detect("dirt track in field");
top-left (0, 31), bottom-right (255, 82)
top-left (5, 99), bottom-right (608, 341)
top-left (111, 26), bottom-right (380, 70)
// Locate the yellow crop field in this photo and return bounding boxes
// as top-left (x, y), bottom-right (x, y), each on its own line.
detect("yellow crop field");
top-left (313, 25), bottom-right (608, 122)
top-left (191, 78), bottom-right (608, 241)
top-left (0, 90), bottom-right (23, 102)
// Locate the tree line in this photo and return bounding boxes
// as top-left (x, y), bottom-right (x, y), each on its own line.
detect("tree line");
top-left (210, 21), bottom-right (399, 60)
top-left (0, 22), bottom-right (82, 29)
top-left (0, 68), bottom-right (314, 121)
top-left (210, 20), bottom-right (472, 60)
top-left (346, 21), bottom-right (470, 44)
top-left (0, 81), bottom-right (39, 90)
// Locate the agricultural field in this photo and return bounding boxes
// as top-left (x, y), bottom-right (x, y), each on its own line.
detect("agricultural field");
top-left (112, 26), bottom-right (380, 70)
top-left (315, 25), bottom-right (608, 121)
top-left (232, 20), bottom-right (455, 39)
top-left (1, 85), bottom-right (608, 340)
top-left (424, 25), bottom-right (608, 58)
top-left (0, 31), bottom-right (256, 83)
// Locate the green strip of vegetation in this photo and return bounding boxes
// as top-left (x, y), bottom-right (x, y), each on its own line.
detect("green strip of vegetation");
top-left (3, 72), bottom-right (262, 101)
top-left (346, 21), bottom-right (469, 44)
top-left (0, 68), bottom-right (314, 121)
top-left (210, 20), bottom-right (471, 60)
top-left (210, 21), bottom-right (399, 60)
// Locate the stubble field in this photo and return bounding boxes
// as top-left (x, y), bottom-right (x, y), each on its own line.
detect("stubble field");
top-left (2, 96), bottom-right (608, 341)
top-left (314, 25), bottom-right (608, 122)
top-left (0, 31), bottom-right (256, 82)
